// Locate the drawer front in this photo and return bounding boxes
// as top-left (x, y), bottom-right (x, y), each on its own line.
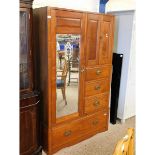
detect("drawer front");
top-left (52, 119), bottom-right (83, 148)
top-left (52, 111), bottom-right (109, 150)
top-left (85, 79), bottom-right (110, 97)
top-left (85, 93), bottom-right (109, 114)
top-left (86, 66), bottom-right (111, 81)
top-left (83, 110), bottom-right (108, 133)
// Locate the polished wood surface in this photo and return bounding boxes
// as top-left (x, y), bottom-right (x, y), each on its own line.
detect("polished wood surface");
top-left (85, 65), bottom-right (112, 81)
top-left (85, 78), bottom-right (110, 97)
top-left (33, 7), bottom-right (114, 155)
top-left (86, 14), bottom-right (102, 66)
top-left (20, 94), bottom-right (42, 155)
top-left (20, 0), bottom-right (42, 154)
top-left (99, 16), bottom-right (114, 65)
top-left (84, 93), bottom-right (109, 114)
top-left (113, 128), bottom-right (134, 155)
top-left (52, 110), bottom-right (108, 152)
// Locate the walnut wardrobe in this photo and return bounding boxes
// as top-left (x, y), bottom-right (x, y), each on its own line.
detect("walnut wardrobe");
top-left (33, 7), bottom-right (114, 155)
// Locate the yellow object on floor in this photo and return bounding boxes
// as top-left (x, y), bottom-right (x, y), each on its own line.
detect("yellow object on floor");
top-left (113, 128), bottom-right (135, 155)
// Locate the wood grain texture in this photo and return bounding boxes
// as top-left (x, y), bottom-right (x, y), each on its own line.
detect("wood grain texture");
top-left (85, 78), bottom-right (110, 97)
top-left (85, 65), bottom-right (112, 81)
top-left (84, 93), bottom-right (109, 114)
top-left (20, 94), bottom-right (41, 155)
top-left (33, 6), bottom-right (114, 155)
top-left (51, 110), bottom-right (108, 153)
top-left (20, 0), bottom-right (42, 154)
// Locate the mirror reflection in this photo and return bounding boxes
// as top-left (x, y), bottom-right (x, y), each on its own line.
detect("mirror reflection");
top-left (56, 34), bottom-right (80, 118)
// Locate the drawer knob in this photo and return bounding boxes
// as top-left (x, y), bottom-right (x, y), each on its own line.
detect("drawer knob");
top-left (64, 130), bottom-right (72, 137)
top-left (96, 70), bottom-right (101, 75)
top-left (93, 100), bottom-right (100, 107)
top-left (92, 120), bottom-right (99, 125)
top-left (95, 85), bottom-right (101, 90)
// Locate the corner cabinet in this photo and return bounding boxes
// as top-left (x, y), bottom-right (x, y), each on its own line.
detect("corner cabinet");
top-left (20, 0), bottom-right (42, 154)
top-left (33, 7), bottom-right (114, 155)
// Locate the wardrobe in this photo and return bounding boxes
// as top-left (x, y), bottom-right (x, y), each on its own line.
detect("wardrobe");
top-left (33, 7), bottom-right (114, 155)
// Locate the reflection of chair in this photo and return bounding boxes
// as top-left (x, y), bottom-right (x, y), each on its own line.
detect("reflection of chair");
top-left (56, 59), bottom-right (68, 105)
top-left (57, 50), bottom-right (65, 69)
top-left (113, 128), bottom-right (135, 155)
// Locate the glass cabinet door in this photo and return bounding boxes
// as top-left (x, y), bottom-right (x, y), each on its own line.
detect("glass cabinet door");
top-left (20, 9), bottom-right (32, 91)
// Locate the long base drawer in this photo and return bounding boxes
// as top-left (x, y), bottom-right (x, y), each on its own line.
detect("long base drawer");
top-left (51, 110), bottom-right (109, 153)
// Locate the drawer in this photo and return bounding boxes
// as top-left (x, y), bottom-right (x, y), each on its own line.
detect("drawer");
top-left (85, 93), bottom-right (109, 114)
top-left (83, 111), bottom-right (108, 133)
top-left (85, 79), bottom-right (110, 97)
top-left (52, 119), bottom-right (83, 148)
top-left (86, 66), bottom-right (111, 81)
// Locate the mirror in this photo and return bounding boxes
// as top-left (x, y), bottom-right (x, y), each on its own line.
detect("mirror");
top-left (56, 34), bottom-right (80, 118)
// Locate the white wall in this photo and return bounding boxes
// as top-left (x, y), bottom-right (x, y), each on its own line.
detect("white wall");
top-left (107, 10), bottom-right (135, 121)
top-left (106, 0), bottom-right (136, 12)
top-left (124, 13), bottom-right (135, 119)
top-left (33, 0), bottom-right (99, 12)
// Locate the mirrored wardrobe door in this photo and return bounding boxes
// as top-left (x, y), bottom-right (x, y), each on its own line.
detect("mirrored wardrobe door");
top-left (56, 34), bottom-right (80, 118)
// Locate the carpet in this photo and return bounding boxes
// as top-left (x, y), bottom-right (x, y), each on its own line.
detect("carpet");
top-left (43, 116), bottom-right (135, 155)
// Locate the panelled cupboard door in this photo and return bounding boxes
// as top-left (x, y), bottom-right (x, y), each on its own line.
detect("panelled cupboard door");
top-left (99, 16), bottom-right (114, 65)
top-left (86, 14), bottom-right (102, 66)
top-left (86, 14), bottom-right (114, 66)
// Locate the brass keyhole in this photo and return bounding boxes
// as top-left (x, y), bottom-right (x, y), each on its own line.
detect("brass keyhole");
top-left (64, 130), bottom-right (72, 137)
top-left (95, 85), bottom-right (100, 90)
top-left (92, 120), bottom-right (99, 125)
top-left (93, 100), bottom-right (100, 107)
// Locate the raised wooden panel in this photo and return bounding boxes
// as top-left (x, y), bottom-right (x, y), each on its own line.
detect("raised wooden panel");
top-left (85, 65), bottom-right (112, 81)
top-left (86, 14), bottom-right (102, 66)
top-left (56, 17), bottom-right (81, 27)
top-left (55, 10), bottom-right (82, 34)
top-left (85, 78), bottom-right (110, 97)
top-left (84, 93), bottom-right (109, 114)
top-left (55, 10), bottom-right (83, 19)
top-left (86, 20), bottom-right (98, 65)
top-left (99, 19), bottom-right (113, 65)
